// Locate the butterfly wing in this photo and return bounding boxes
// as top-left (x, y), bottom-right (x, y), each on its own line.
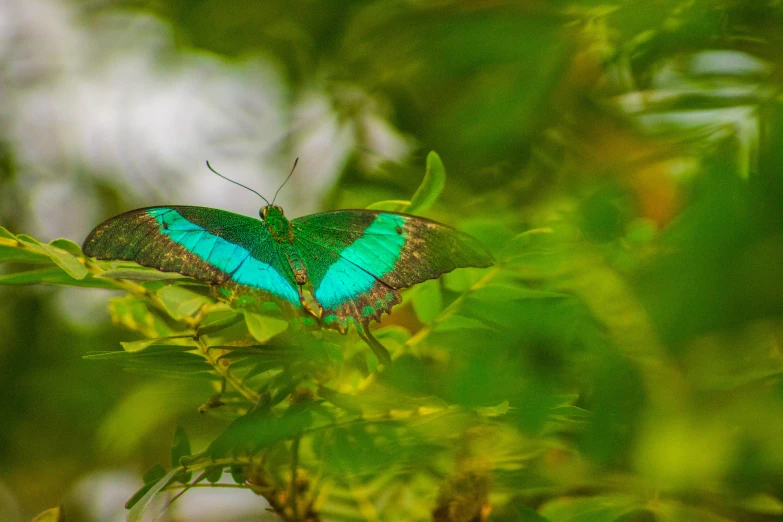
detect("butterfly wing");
top-left (83, 206), bottom-right (301, 307)
top-left (291, 210), bottom-right (494, 331)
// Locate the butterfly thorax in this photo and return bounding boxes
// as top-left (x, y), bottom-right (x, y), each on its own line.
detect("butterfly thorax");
top-left (260, 205), bottom-right (293, 243)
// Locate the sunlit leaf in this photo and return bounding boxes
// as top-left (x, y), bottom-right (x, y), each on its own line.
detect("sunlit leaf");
top-left (48, 238), bottom-right (83, 256)
top-left (15, 234), bottom-right (88, 279)
top-left (0, 243), bottom-right (51, 264)
top-left (205, 404), bottom-right (313, 457)
top-left (242, 310), bottom-right (289, 343)
top-left (0, 267), bottom-right (116, 288)
top-left (157, 285), bottom-right (213, 319)
top-left (405, 151), bottom-right (445, 214)
top-left (109, 295), bottom-right (185, 338)
top-left (0, 226), bottom-right (16, 240)
top-left (31, 507), bottom-right (63, 522)
top-left (366, 199), bottom-right (410, 211)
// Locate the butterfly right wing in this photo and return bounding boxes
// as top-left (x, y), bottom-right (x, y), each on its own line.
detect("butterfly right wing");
top-left (83, 206), bottom-right (301, 306)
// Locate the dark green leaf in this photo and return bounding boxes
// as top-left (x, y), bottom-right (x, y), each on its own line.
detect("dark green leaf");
top-left (83, 350), bottom-right (213, 374)
top-left (170, 427), bottom-right (192, 467)
top-left (205, 466), bottom-right (223, 483)
top-left (206, 404), bottom-right (312, 458)
top-left (230, 465), bottom-right (246, 485)
top-left (142, 463), bottom-right (167, 485)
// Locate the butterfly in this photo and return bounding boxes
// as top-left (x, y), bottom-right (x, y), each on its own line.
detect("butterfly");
top-left (82, 162), bottom-right (494, 363)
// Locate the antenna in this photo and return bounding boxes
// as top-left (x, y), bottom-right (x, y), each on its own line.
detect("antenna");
top-left (271, 157), bottom-right (299, 205)
top-left (205, 161), bottom-right (270, 206)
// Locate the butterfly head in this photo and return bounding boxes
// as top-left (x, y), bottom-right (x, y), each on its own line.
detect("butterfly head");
top-left (260, 205), bottom-right (293, 242)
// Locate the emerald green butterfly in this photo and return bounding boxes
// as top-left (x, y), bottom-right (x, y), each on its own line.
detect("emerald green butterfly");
top-left (83, 163), bottom-right (493, 363)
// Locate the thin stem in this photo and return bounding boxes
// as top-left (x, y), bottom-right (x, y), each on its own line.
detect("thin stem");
top-left (196, 337), bottom-right (260, 404)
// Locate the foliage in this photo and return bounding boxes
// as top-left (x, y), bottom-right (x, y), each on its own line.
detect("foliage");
top-left (4, 1), bottom-right (783, 521)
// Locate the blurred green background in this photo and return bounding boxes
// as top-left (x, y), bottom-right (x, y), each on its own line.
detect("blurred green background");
top-left (2, 0), bottom-right (783, 521)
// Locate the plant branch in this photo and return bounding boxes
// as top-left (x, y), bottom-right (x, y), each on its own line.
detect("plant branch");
top-left (195, 337), bottom-right (260, 404)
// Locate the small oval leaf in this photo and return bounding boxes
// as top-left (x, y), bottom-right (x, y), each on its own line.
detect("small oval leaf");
top-left (243, 310), bottom-right (289, 343)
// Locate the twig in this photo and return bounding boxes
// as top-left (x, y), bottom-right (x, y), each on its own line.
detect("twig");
top-left (195, 337), bottom-right (260, 404)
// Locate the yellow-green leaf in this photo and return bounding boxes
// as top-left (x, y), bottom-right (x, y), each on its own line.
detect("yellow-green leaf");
top-left (243, 310), bottom-right (289, 343)
top-left (31, 507), bottom-right (63, 522)
top-left (15, 234), bottom-right (88, 279)
top-left (406, 151), bottom-right (445, 215)
top-left (157, 285), bottom-right (212, 319)
top-left (365, 199), bottom-right (410, 211)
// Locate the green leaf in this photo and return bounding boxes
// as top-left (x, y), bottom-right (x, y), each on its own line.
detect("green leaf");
top-left (737, 494), bottom-right (783, 515)
top-left (406, 151), bottom-right (446, 214)
top-left (170, 427), bottom-right (191, 467)
top-left (109, 295), bottom-right (186, 338)
top-left (157, 285), bottom-right (213, 319)
top-left (126, 467), bottom-right (181, 521)
top-left (442, 267), bottom-right (487, 293)
top-left (15, 234), bottom-right (88, 279)
top-left (0, 226), bottom-right (16, 240)
top-left (171, 427), bottom-right (193, 483)
top-left (365, 199), bottom-right (410, 211)
top-left (97, 268), bottom-right (190, 281)
top-left (31, 507), bottom-right (63, 522)
top-left (243, 310), bottom-right (289, 343)
top-left (197, 310), bottom-right (244, 335)
top-left (49, 238), bottom-right (83, 256)
top-left (539, 496), bottom-right (641, 522)
top-left (120, 338), bottom-right (195, 353)
top-left (469, 283), bottom-right (568, 303)
top-left (474, 400), bottom-right (509, 417)
top-left (84, 349), bottom-right (213, 374)
top-left (409, 278), bottom-right (443, 324)
top-left (142, 463), bottom-right (168, 485)
top-left (0, 243), bottom-right (51, 263)
top-left (205, 466), bottom-right (223, 483)
top-left (206, 404), bottom-right (313, 457)
top-left (0, 267), bottom-right (116, 288)
top-left (230, 465), bottom-right (246, 484)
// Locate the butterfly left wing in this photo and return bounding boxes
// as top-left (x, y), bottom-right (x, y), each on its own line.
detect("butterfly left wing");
top-left (83, 206), bottom-right (301, 308)
top-left (291, 210), bottom-right (494, 332)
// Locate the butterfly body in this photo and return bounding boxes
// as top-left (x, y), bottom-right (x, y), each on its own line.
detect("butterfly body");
top-left (83, 204), bottom-right (494, 346)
